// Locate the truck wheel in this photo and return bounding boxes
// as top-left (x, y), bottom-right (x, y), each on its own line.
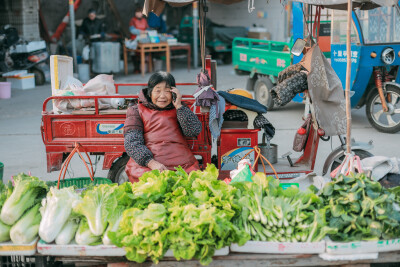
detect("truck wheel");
top-left (330, 149), bottom-right (373, 173)
top-left (366, 84), bottom-right (400, 133)
top-left (107, 155), bottom-right (129, 184)
top-left (30, 67), bottom-right (45, 86)
top-left (254, 76), bottom-right (274, 110)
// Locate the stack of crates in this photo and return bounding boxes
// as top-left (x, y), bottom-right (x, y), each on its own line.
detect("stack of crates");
top-left (0, 0), bottom-right (40, 41)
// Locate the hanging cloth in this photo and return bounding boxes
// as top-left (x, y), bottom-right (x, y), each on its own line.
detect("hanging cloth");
top-left (303, 45), bottom-right (347, 136)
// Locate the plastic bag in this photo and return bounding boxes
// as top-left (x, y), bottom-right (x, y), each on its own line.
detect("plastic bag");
top-left (125, 39), bottom-right (138, 50)
top-left (230, 165), bottom-right (253, 184)
top-left (83, 74), bottom-right (116, 109)
top-left (82, 45), bottom-right (90, 61)
top-left (230, 159), bottom-right (255, 184)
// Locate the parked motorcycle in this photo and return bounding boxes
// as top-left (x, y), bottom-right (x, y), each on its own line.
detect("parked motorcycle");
top-left (0, 25), bottom-right (49, 85)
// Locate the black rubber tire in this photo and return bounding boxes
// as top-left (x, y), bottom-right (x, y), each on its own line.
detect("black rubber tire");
top-left (330, 149), bottom-right (373, 173)
top-left (30, 67), bottom-right (45, 85)
top-left (366, 84), bottom-right (400, 133)
top-left (222, 53), bottom-right (232, 64)
top-left (245, 76), bottom-right (257, 91)
top-left (254, 76), bottom-right (274, 110)
top-left (107, 155), bottom-right (130, 184)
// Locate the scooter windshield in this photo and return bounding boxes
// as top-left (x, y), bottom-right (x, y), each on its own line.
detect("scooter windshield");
top-left (355, 5), bottom-right (400, 44)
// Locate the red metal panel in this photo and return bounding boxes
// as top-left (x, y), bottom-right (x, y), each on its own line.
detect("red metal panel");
top-left (218, 129), bottom-right (260, 171)
top-left (52, 121), bottom-right (87, 139)
top-left (46, 153), bottom-right (64, 172)
top-left (103, 153), bottom-right (124, 170)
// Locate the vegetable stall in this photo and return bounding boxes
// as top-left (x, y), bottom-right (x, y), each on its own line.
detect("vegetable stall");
top-left (2, 1), bottom-right (400, 266)
top-left (1, 166), bottom-right (400, 266)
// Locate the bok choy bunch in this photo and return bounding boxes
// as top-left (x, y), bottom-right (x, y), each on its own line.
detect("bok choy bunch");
top-left (321, 173), bottom-right (400, 241)
top-left (232, 173), bottom-right (336, 242)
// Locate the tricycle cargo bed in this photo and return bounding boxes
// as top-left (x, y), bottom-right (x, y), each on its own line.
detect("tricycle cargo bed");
top-left (232, 38), bottom-right (292, 76)
top-left (41, 95), bottom-right (212, 173)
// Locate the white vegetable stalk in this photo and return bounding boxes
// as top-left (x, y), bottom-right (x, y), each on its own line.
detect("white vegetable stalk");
top-left (10, 204), bottom-right (41, 244)
top-left (55, 218), bottom-right (79, 245)
top-left (39, 187), bottom-right (81, 243)
top-left (102, 212), bottom-right (123, 245)
top-left (0, 220), bottom-right (11, 242)
top-left (75, 219), bottom-right (101, 245)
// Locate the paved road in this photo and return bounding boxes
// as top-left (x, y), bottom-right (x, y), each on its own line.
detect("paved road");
top-left (0, 64), bottom-right (399, 182)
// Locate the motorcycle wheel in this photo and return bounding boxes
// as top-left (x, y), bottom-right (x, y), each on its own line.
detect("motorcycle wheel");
top-left (254, 76), bottom-right (274, 110)
top-left (366, 84), bottom-right (400, 133)
top-left (107, 155), bottom-right (129, 185)
top-left (330, 149), bottom-right (373, 173)
top-left (30, 67), bottom-right (45, 86)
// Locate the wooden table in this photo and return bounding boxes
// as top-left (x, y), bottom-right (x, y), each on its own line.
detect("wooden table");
top-left (123, 42), bottom-right (170, 77)
top-left (169, 43), bottom-right (191, 71)
top-left (55, 251), bottom-right (400, 267)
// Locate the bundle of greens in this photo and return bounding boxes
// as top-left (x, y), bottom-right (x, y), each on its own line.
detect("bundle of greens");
top-left (0, 174), bottom-right (47, 244)
top-left (232, 173), bottom-right (336, 243)
top-left (109, 204), bottom-right (167, 263)
top-left (0, 181), bottom-right (13, 242)
top-left (1, 173), bottom-right (47, 226)
top-left (10, 203), bottom-right (42, 244)
top-left (72, 182), bottom-right (133, 244)
top-left (321, 173), bottom-right (400, 241)
top-left (109, 165), bottom-right (248, 265)
top-left (167, 203), bottom-right (246, 265)
top-left (39, 186), bottom-right (81, 243)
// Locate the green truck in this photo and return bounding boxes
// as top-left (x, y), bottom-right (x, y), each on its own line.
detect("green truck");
top-left (232, 37), bottom-right (292, 109)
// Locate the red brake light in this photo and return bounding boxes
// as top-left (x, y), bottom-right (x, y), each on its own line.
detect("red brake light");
top-left (28, 55), bottom-right (40, 62)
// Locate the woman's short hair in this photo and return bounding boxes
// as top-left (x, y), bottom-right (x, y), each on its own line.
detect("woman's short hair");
top-left (147, 71), bottom-right (176, 98)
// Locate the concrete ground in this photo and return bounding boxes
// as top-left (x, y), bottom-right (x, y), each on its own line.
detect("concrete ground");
top-left (0, 62), bottom-right (399, 182)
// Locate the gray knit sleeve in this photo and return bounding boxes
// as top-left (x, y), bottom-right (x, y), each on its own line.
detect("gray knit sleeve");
top-left (176, 105), bottom-right (202, 137)
top-left (124, 129), bottom-right (153, 167)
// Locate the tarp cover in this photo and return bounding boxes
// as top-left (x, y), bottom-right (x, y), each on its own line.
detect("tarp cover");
top-left (143, 0), bottom-right (245, 15)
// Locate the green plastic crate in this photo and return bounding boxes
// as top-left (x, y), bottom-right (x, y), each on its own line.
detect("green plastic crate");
top-left (48, 177), bottom-right (112, 189)
top-left (0, 162), bottom-right (3, 182)
top-left (279, 183), bottom-right (299, 190)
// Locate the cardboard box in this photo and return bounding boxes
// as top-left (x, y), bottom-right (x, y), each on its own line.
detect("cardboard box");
top-left (248, 32), bottom-right (271, 40)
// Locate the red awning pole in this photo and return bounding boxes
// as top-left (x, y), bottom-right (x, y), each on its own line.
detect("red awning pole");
top-left (50, 0), bottom-right (82, 42)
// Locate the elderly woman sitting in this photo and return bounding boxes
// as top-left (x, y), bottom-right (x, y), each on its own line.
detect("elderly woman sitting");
top-left (124, 71), bottom-right (202, 182)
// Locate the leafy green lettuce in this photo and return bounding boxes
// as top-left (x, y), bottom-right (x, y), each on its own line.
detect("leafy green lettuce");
top-left (108, 204), bottom-right (168, 263)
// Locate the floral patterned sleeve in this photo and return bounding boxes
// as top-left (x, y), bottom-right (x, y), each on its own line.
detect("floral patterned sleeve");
top-left (124, 129), bottom-right (153, 167)
top-left (176, 105), bottom-right (202, 137)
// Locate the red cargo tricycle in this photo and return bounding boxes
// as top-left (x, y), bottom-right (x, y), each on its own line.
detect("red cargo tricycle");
top-left (41, 59), bottom-right (372, 183)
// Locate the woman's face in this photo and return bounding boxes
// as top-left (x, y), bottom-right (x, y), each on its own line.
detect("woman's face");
top-left (151, 82), bottom-right (172, 108)
top-left (135, 11), bottom-right (143, 19)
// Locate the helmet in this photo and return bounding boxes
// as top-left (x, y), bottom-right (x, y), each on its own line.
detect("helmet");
top-left (228, 89), bottom-right (253, 99)
top-left (227, 89), bottom-right (253, 110)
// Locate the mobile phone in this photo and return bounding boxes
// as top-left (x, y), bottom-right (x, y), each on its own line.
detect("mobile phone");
top-left (170, 88), bottom-right (177, 102)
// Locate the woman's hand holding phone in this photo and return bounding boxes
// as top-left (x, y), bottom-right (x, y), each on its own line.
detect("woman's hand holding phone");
top-left (171, 87), bottom-right (182, 109)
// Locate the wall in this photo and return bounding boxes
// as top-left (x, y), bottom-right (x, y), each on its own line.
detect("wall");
top-left (207, 0), bottom-right (289, 42)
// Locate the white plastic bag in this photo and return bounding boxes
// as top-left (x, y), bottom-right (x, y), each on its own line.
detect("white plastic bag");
top-left (82, 45), bottom-right (90, 61)
top-left (125, 39), bottom-right (138, 50)
top-left (83, 74), bottom-right (116, 109)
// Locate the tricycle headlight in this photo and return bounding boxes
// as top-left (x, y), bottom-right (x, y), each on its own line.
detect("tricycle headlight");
top-left (381, 48), bottom-right (395, 65)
